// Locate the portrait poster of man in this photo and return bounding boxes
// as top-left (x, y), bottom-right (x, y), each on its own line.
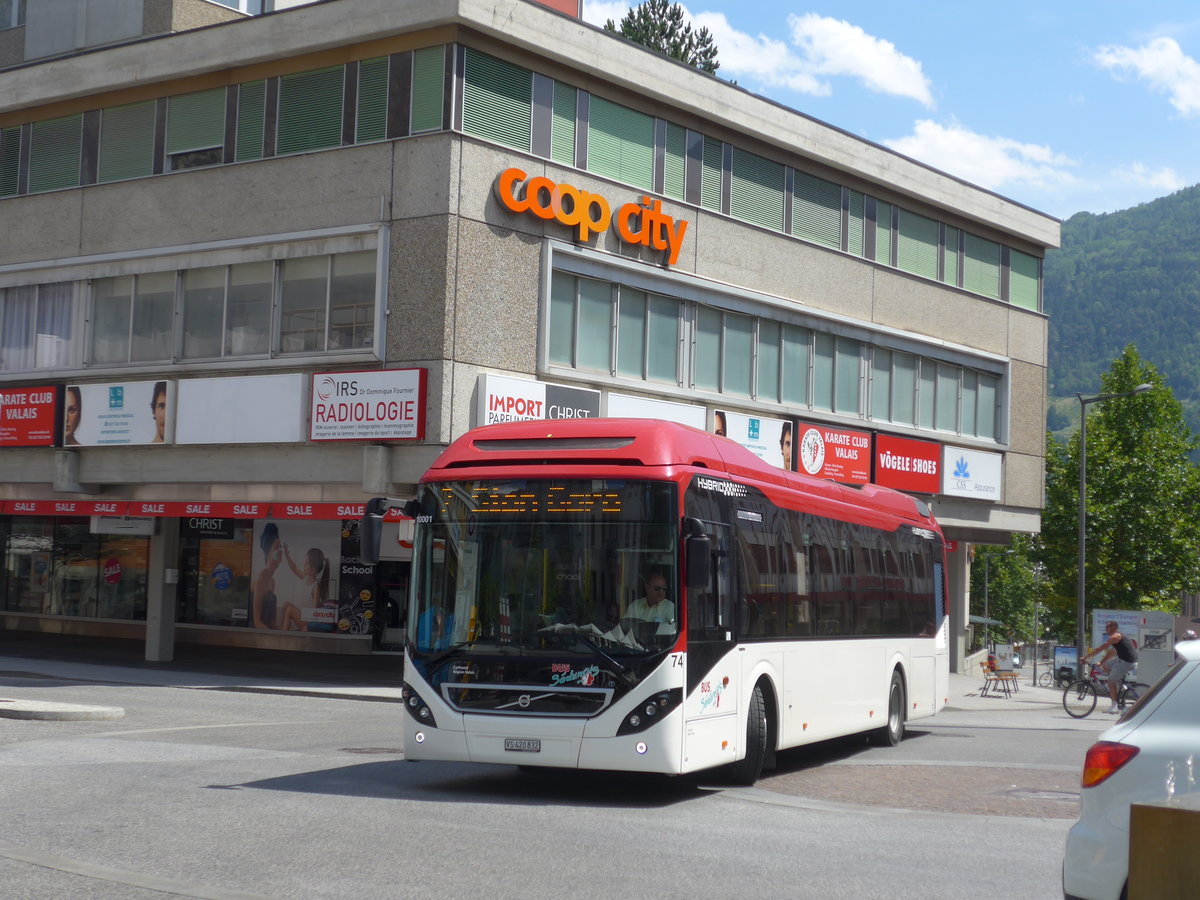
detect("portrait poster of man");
top-left (711, 410), bottom-right (793, 471)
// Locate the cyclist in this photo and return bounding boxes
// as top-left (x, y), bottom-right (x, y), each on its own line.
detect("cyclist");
top-left (1082, 621), bottom-right (1138, 714)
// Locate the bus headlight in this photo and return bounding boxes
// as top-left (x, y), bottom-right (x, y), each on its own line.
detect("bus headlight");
top-left (617, 688), bottom-right (682, 735)
top-left (400, 682), bottom-right (438, 728)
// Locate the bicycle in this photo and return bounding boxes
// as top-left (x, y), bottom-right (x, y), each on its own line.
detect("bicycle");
top-left (1062, 664), bottom-right (1148, 718)
top-left (1038, 665), bottom-right (1074, 689)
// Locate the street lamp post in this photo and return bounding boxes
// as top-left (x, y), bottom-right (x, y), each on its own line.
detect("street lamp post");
top-left (1076, 383), bottom-right (1152, 676)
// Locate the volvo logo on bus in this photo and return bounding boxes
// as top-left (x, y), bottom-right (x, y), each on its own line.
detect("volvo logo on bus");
top-left (517, 694), bottom-right (532, 709)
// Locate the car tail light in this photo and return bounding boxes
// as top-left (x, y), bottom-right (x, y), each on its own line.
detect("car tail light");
top-left (1082, 741), bottom-right (1140, 788)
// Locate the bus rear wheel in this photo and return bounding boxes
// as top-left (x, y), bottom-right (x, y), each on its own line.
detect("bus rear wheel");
top-left (726, 683), bottom-right (768, 785)
top-left (871, 671), bottom-right (906, 746)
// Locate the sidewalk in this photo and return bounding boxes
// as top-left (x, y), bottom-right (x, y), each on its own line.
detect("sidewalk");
top-left (1, 629), bottom-right (1060, 719)
top-left (0, 630), bottom-right (405, 719)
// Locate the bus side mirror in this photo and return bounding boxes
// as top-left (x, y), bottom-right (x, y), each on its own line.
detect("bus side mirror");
top-left (683, 517), bottom-right (710, 590)
top-left (359, 496), bottom-right (421, 565)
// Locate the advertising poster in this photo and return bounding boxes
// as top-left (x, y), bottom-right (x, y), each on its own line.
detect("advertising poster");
top-left (249, 519), bottom-right (343, 632)
top-left (873, 433), bottom-right (941, 493)
top-left (476, 374), bottom-right (600, 426)
top-left (176, 373), bottom-right (306, 444)
top-left (606, 392), bottom-right (706, 428)
top-left (942, 446), bottom-right (1002, 501)
top-left (64, 381), bottom-right (173, 446)
top-left (794, 420), bottom-right (871, 483)
top-left (712, 410), bottom-right (791, 470)
top-left (0, 386), bottom-right (59, 447)
top-left (310, 368), bottom-right (426, 441)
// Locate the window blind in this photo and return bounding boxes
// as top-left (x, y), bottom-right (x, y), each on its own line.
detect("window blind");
top-left (462, 48), bottom-right (532, 151)
top-left (28, 114), bottom-right (83, 193)
top-left (99, 101), bottom-right (156, 183)
top-left (942, 226), bottom-right (960, 285)
top-left (963, 232), bottom-right (1001, 299)
top-left (700, 137), bottom-right (722, 211)
top-left (874, 201), bottom-right (893, 265)
top-left (356, 57), bottom-right (388, 143)
top-left (793, 171), bottom-right (841, 249)
top-left (167, 88), bottom-right (226, 156)
top-left (846, 190), bottom-right (865, 256)
top-left (896, 209), bottom-right (938, 279)
top-left (277, 66), bottom-right (344, 155)
top-left (410, 46), bottom-right (445, 134)
top-left (663, 123), bottom-right (686, 201)
top-left (587, 95), bottom-right (654, 190)
top-left (236, 80), bottom-right (266, 161)
top-left (0, 126), bottom-right (18, 197)
top-left (1009, 249), bottom-right (1040, 310)
top-left (730, 147), bottom-right (784, 231)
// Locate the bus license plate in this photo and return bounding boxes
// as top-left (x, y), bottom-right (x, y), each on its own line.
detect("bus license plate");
top-left (504, 738), bottom-right (541, 753)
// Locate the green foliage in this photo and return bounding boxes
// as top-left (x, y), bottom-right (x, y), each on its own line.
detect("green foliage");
top-left (1045, 185), bottom-right (1200, 444)
top-left (1037, 346), bottom-right (1200, 622)
top-left (968, 536), bottom-right (1055, 648)
top-left (605, 0), bottom-right (720, 74)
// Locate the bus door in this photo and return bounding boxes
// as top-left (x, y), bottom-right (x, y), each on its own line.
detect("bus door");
top-left (682, 518), bottom-right (739, 772)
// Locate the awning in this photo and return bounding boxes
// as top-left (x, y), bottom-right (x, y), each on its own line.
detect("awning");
top-left (969, 615), bottom-right (1006, 626)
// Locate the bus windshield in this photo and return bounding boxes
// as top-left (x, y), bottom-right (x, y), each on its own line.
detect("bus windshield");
top-left (408, 479), bottom-right (679, 680)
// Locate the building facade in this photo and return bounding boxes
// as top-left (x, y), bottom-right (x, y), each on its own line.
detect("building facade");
top-left (0, 0), bottom-right (1058, 668)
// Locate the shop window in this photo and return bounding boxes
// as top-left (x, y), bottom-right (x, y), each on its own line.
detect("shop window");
top-left (2, 518), bottom-right (53, 613)
top-left (178, 520), bottom-right (254, 627)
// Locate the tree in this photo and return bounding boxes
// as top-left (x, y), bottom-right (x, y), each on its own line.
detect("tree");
top-left (1038, 345), bottom-right (1200, 620)
top-left (605, 0), bottom-right (720, 74)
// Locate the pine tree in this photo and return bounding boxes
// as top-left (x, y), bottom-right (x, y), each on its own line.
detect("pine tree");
top-left (605, 0), bottom-right (720, 75)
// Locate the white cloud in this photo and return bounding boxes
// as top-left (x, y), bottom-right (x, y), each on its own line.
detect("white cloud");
top-left (582, 4), bottom-right (932, 104)
top-left (786, 13), bottom-right (933, 107)
top-left (883, 120), bottom-right (1077, 192)
top-left (1093, 37), bottom-right (1200, 116)
top-left (1113, 162), bottom-right (1186, 192)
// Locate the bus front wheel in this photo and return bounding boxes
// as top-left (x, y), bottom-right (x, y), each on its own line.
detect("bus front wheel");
top-left (726, 683), bottom-right (768, 785)
top-left (871, 671), bottom-right (906, 746)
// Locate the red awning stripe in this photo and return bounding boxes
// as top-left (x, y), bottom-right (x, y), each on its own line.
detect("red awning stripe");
top-left (0, 500), bottom-right (409, 520)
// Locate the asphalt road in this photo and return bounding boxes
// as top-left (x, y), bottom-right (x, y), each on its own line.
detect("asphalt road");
top-left (0, 646), bottom-right (1106, 899)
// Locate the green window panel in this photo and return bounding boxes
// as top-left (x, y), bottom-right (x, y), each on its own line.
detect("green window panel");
top-left (694, 306), bottom-right (721, 392)
top-left (722, 312), bottom-right (753, 397)
top-left (757, 320), bottom-right (781, 402)
top-left (0, 126), bottom-right (18, 197)
top-left (576, 276), bottom-right (613, 372)
top-left (781, 324), bottom-right (809, 406)
top-left (356, 57), bottom-right (388, 143)
top-left (793, 171), bottom-right (841, 249)
top-left (962, 370), bottom-right (978, 436)
top-left (462, 48), bottom-right (532, 151)
top-left (896, 209), bottom-right (938, 279)
top-left (550, 80), bottom-right (576, 166)
top-left (1009, 248), bottom-right (1040, 310)
top-left (663, 122), bottom-right (685, 201)
top-left (917, 359), bottom-right (936, 429)
top-left (963, 232), bottom-right (1001, 299)
top-left (167, 88), bottom-right (226, 157)
top-left (976, 373), bottom-right (998, 440)
top-left (587, 95), bottom-right (653, 191)
top-left (277, 65), bottom-right (344, 155)
top-left (729, 147), bottom-right (784, 231)
top-left (935, 364), bottom-right (958, 431)
top-left (871, 348), bottom-right (892, 421)
top-left (700, 136), bottom-right (722, 211)
top-left (942, 226), bottom-right (960, 285)
top-left (646, 293), bottom-right (678, 383)
top-left (28, 114), bottom-right (83, 193)
top-left (874, 200), bottom-right (893, 265)
top-left (891, 351), bottom-right (916, 426)
top-left (846, 190), bottom-right (865, 256)
top-left (410, 46), bottom-right (445, 134)
top-left (99, 101), bottom-right (156, 183)
top-left (549, 270), bottom-right (576, 366)
top-left (617, 287), bottom-right (647, 378)
top-left (236, 80), bottom-right (266, 161)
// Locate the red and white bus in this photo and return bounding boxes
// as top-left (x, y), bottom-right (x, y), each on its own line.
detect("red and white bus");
top-left (362, 418), bottom-right (949, 783)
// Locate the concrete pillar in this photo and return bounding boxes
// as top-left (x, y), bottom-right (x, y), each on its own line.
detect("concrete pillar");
top-left (144, 518), bottom-right (179, 662)
top-left (947, 547), bottom-right (970, 674)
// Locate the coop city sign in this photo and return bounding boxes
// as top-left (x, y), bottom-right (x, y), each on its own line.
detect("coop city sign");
top-left (495, 168), bottom-right (689, 265)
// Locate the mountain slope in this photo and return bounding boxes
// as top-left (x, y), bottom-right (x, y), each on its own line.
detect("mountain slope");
top-left (1044, 185), bottom-right (1200, 434)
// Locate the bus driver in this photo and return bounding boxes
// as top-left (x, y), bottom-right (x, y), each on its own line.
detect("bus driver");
top-left (625, 569), bottom-right (676, 636)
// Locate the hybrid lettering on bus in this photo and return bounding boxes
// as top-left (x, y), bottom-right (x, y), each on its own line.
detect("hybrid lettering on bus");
top-left (361, 419), bottom-right (949, 784)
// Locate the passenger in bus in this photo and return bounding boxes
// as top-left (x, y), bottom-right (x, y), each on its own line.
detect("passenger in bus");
top-left (625, 569), bottom-right (676, 637)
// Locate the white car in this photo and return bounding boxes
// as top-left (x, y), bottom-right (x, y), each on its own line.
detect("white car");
top-left (1063, 640), bottom-right (1200, 900)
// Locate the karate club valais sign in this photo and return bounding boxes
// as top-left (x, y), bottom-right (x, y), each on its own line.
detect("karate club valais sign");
top-left (310, 369), bottom-right (425, 441)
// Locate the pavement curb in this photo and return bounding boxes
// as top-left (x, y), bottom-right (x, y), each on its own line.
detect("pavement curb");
top-left (0, 698), bottom-right (125, 721)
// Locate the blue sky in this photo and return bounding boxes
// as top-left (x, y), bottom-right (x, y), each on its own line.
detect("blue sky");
top-left (582, 1), bottom-right (1200, 221)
